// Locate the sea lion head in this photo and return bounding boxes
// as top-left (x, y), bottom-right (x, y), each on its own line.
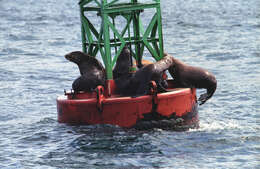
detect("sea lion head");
top-left (113, 46), bottom-right (132, 79)
top-left (65, 51), bottom-right (90, 65)
top-left (162, 53), bottom-right (177, 75)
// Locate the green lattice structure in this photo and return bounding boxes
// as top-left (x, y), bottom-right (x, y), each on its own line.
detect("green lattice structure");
top-left (79, 0), bottom-right (164, 80)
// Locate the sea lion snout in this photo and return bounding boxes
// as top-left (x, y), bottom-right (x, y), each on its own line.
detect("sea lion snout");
top-left (65, 51), bottom-right (83, 64)
top-left (65, 53), bottom-right (72, 61)
top-left (65, 52), bottom-right (76, 61)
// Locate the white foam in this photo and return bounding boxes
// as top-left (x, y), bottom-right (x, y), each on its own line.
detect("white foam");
top-left (189, 119), bottom-right (246, 132)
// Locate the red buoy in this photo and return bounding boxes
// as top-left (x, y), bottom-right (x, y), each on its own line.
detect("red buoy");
top-left (57, 80), bottom-right (198, 130)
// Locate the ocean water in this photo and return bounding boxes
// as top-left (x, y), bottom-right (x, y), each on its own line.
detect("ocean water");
top-left (0, 0), bottom-right (259, 168)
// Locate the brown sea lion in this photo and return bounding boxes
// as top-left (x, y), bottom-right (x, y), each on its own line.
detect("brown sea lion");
top-left (65, 51), bottom-right (106, 92)
top-left (113, 46), bottom-right (132, 79)
top-left (115, 51), bottom-right (217, 105)
top-left (115, 53), bottom-right (174, 97)
top-left (167, 53), bottom-right (217, 105)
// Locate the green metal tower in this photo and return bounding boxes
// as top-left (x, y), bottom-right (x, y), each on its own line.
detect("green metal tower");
top-left (79, 0), bottom-right (164, 80)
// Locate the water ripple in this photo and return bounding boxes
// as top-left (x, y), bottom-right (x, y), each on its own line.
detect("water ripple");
top-left (0, 0), bottom-right (259, 168)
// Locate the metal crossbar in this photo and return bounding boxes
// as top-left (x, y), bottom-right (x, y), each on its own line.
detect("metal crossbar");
top-left (79, 0), bottom-right (164, 79)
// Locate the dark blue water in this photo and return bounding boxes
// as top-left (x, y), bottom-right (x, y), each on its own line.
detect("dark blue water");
top-left (0, 0), bottom-right (259, 168)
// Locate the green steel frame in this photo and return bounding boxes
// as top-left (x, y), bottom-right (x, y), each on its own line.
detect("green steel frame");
top-left (79, 0), bottom-right (164, 79)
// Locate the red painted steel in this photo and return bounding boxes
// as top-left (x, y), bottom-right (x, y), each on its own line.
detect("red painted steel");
top-left (57, 80), bottom-right (198, 128)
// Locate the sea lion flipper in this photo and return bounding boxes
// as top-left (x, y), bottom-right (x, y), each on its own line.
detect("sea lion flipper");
top-left (198, 83), bottom-right (217, 105)
top-left (72, 76), bottom-right (83, 92)
top-left (157, 80), bottom-right (169, 92)
top-left (198, 93), bottom-right (208, 105)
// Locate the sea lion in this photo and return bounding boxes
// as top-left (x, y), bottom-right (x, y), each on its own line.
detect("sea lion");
top-left (113, 46), bottom-right (132, 79)
top-left (112, 46), bottom-right (135, 95)
top-left (65, 51), bottom-right (106, 92)
top-left (167, 53), bottom-right (217, 105)
top-left (115, 53), bottom-right (174, 97)
top-left (115, 51), bottom-right (217, 105)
